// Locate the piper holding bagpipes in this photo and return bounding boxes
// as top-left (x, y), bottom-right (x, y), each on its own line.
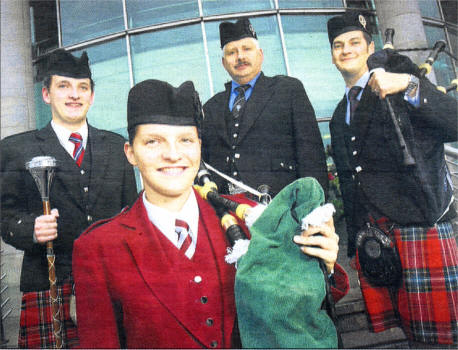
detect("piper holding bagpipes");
top-left (0, 49), bottom-right (137, 348)
top-left (327, 11), bottom-right (458, 347)
top-left (73, 79), bottom-right (349, 348)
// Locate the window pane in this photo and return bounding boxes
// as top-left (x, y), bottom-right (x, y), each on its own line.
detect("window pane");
top-left (424, 25), bottom-right (456, 90)
top-left (34, 81), bottom-right (52, 129)
top-left (130, 24), bottom-right (210, 101)
top-left (279, 0), bottom-right (343, 8)
top-left (60, 0), bottom-right (124, 46)
top-left (202, 0), bottom-right (274, 16)
top-left (346, 0), bottom-right (374, 10)
top-left (441, 0), bottom-right (457, 23)
top-left (418, 0), bottom-right (441, 18)
top-left (205, 16), bottom-right (286, 100)
top-left (282, 15), bottom-right (340, 119)
top-left (319, 120), bottom-right (332, 149)
top-left (74, 40), bottom-right (131, 134)
top-left (447, 25), bottom-right (457, 58)
top-left (30, 0), bottom-right (58, 58)
top-left (126, 0), bottom-right (199, 29)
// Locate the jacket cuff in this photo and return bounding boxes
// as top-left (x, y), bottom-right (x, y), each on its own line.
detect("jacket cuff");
top-left (330, 263), bottom-right (349, 302)
top-left (3, 214), bottom-right (37, 251)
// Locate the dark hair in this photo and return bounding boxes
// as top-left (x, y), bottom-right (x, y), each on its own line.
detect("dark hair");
top-left (128, 126), bottom-right (137, 145)
top-left (362, 32), bottom-right (372, 46)
top-left (43, 75), bottom-right (95, 92)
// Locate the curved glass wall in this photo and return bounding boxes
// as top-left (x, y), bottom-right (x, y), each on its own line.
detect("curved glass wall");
top-left (127, 0), bottom-right (199, 28)
top-left (32, 0), bottom-right (457, 147)
top-left (202, 0), bottom-right (274, 16)
top-left (60, 0), bottom-right (125, 46)
top-left (130, 24), bottom-right (208, 98)
top-left (279, 0), bottom-right (343, 8)
top-left (74, 39), bottom-right (131, 135)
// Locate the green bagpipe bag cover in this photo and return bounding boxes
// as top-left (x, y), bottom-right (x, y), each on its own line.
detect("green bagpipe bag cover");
top-left (234, 177), bottom-right (337, 348)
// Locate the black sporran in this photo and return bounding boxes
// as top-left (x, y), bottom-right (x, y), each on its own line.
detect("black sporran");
top-left (356, 224), bottom-right (402, 287)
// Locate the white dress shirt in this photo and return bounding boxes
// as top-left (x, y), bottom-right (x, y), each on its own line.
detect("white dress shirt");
top-left (51, 121), bottom-right (88, 158)
top-left (143, 190), bottom-right (199, 259)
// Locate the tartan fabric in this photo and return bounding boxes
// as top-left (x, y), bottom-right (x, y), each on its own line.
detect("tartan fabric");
top-left (357, 219), bottom-right (458, 345)
top-left (18, 281), bottom-right (79, 348)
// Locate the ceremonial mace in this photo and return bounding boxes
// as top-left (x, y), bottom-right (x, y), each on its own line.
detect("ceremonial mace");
top-left (26, 156), bottom-right (62, 349)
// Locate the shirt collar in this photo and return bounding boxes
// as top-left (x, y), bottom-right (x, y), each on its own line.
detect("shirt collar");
top-left (345, 71), bottom-right (370, 97)
top-left (142, 189), bottom-right (199, 245)
top-left (51, 120), bottom-right (88, 153)
top-left (231, 72), bottom-right (261, 94)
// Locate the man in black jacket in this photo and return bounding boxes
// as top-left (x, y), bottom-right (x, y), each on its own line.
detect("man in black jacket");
top-left (202, 18), bottom-right (328, 197)
top-left (328, 11), bottom-right (457, 347)
top-left (0, 49), bottom-right (137, 348)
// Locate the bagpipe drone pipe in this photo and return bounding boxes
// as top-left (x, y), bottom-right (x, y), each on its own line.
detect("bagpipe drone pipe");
top-left (194, 162), bottom-right (342, 348)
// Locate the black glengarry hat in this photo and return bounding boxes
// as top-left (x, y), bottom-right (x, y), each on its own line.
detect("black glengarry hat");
top-left (327, 11), bottom-right (371, 45)
top-left (127, 79), bottom-right (203, 132)
top-left (219, 18), bottom-right (257, 49)
top-left (46, 49), bottom-right (92, 79)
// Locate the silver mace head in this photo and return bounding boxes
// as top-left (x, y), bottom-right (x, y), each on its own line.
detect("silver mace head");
top-left (25, 156), bottom-right (57, 202)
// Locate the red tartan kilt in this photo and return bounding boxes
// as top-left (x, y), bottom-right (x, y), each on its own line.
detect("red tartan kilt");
top-left (18, 282), bottom-right (79, 348)
top-left (357, 221), bottom-right (458, 345)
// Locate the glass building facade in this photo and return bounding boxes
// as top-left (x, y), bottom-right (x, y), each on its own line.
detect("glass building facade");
top-left (30, 0), bottom-right (457, 146)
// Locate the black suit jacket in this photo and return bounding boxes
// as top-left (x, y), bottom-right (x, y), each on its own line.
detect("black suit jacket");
top-left (330, 77), bottom-right (457, 256)
top-left (0, 122), bottom-right (138, 291)
top-left (202, 72), bottom-right (328, 196)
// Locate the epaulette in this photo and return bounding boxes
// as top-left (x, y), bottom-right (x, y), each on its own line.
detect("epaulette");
top-left (79, 205), bottom-right (131, 237)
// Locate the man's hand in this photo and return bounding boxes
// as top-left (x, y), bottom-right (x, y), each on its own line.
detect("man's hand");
top-left (293, 217), bottom-right (339, 274)
top-left (34, 208), bottom-right (59, 244)
top-left (368, 71), bottom-right (410, 99)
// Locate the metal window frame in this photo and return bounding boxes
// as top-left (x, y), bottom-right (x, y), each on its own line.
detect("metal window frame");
top-left (45, 0), bottom-right (455, 122)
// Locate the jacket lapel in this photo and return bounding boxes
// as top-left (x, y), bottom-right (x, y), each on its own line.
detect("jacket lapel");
top-left (86, 125), bottom-right (110, 210)
top-left (351, 87), bottom-right (378, 154)
top-left (237, 72), bottom-right (274, 143)
top-left (35, 123), bottom-right (84, 209)
top-left (123, 196), bottom-right (228, 345)
top-left (122, 199), bottom-right (185, 315)
top-left (214, 82), bottom-right (232, 146)
top-left (35, 123), bottom-right (74, 164)
top-left (332, 98), bottom-right (352, 170)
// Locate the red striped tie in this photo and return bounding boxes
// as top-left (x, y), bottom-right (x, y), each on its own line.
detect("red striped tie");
top-left (69, 132), bottom-right (85, 167)
top-left (175, 219), bottom-right (192, 253)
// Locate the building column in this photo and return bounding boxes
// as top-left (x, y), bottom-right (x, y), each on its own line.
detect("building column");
top-left (0, 2), bottom-right (34, 345)
top-left (373, 0), bottom-right (436, 82)
top-left (1, 0), bottom-right (36, 139)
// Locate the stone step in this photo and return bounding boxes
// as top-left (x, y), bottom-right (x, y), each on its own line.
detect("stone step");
top-left (336, 299), bottom-right (366, 317)
top-left (338, 311), bottom-right (370, 333)
top-left (334, 287), bottom-right (409, 348)
top-left (341, 327), bottom-right (408, 349)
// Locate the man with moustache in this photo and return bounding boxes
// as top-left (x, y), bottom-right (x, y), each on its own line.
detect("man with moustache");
top-left (202, 18), bottom-right (328, 197)
top-left (327, 11), bottom-right (457, 347)
top-left (0, 49), bottom-right (137, 348)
